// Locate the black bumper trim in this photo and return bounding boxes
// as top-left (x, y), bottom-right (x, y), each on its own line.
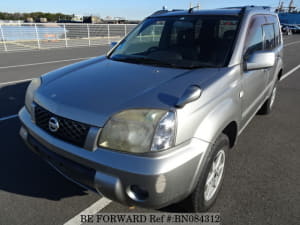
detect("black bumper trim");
top-left (27, 135), bottom-right (96, 191)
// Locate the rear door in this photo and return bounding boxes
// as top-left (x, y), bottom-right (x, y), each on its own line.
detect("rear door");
top-left (264, 15), bottom-right (282, 84)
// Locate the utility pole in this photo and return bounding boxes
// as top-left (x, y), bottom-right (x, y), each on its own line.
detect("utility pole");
top-left (288, 0), bottom-right (296, 12)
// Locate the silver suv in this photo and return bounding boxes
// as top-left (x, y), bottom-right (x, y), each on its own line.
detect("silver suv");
top-left (19, 6), bottom-right (283, 211)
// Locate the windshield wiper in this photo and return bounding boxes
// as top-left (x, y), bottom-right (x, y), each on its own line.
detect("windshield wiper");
top-left (110, 54), bottom-right (181, 68)
top-left (134, 57), bottom-right (178, 67)
top-left (185, 65), bottom-right (216, 69)
top-left (110, 55), bottom-right (218, 69)
top-left (110, 54), bottom-right (141, 63)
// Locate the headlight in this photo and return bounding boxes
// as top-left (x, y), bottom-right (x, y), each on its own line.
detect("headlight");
top-left (98, 109), bottom-right (176, 153)
top-left (25, 77), bottom-right (41, 114)
top-left (151, 111), bottom-right (176, 151)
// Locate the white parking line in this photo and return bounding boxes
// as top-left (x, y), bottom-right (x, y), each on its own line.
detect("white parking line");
top-left (0, 56), bottom-right (94, 87)
top-left (0, 61), bottom-right (299, 123)
top-left (281, 64), bottom-right (300, 80)
top-left (0, 41), bottom-right (299, 223)
top-left (0, 78), bottom-right (33, 87)
top-left (60, 63), bottom-right (300, 225)
top-left (0, 39), bottom-right (298, 87)
top-left (284, 40), bottom-right (300, 47)
top-left (64, 197), bottom-right (112, 225)
top-left (0, 114), bottom-right (18, 121)
top-left (0, 57), bottom-right (93, 70)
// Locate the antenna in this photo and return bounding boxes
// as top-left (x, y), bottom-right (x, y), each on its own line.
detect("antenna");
top-left (189, 1), bottom-right (201, 13)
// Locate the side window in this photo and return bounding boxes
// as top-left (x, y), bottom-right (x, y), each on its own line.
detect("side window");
top-left (268, 15), bottom-right (281, 47)
top-left (244, 16), bottom-right (264, 57)
top-left (262, 24), bottom-right (276, 50)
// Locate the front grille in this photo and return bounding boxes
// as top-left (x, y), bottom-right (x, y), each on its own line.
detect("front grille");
top-left (34, 105), bottom-right (90, 147)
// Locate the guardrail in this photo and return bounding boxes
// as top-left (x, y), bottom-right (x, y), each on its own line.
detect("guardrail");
top-left (0, 23), bottom-right (137, 52)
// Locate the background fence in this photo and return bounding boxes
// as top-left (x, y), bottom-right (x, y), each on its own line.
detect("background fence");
top-left (0, 23), bottom-right (137, 52)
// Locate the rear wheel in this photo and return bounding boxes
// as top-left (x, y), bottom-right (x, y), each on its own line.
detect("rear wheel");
top-left (186, 134), bottom-right (229, 212)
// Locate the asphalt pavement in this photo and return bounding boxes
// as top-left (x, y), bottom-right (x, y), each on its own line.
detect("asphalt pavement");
top-left (0, 36), bottom-right (299, 225)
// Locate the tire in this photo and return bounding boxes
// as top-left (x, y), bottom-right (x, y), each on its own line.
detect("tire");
top-left (258, 82), bottom-right (278, 115)
top-left (186, 134), bottom-right (229, 212)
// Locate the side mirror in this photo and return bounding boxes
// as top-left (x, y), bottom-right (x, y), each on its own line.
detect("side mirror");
top-left (245, 51), bottom-right (275, 71)
top-left (110, 41), bottom-right (118, 48)
top-left (176, 85), bottom-right (202, 108)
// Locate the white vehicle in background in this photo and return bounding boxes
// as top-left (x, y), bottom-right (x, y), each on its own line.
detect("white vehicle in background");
top-left (281, 23), bottom-right (300, 34)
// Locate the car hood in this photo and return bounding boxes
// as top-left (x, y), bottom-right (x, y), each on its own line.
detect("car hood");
top-left (35, 56), bottom-right (219, 126)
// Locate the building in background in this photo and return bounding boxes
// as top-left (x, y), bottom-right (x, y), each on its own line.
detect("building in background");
top-left (71, 15), bottom-right (83, 22)
top-left (25, 17), bottom-right (34, 23)
top-left (102, 16), bottom-right (126, 24)
top-left (38, 18), bottom-right (48, 23)
top-left (83, 16), bottom-right (102, 24)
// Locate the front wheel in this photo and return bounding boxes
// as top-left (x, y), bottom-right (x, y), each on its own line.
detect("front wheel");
top-left (187, 134), bottom-right (229, 212)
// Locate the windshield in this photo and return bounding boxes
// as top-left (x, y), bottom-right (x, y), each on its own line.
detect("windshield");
top-left (109, 15), bottom-right (240, 69)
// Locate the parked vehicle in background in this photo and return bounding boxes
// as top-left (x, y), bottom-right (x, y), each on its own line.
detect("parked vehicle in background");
top-left (281, 24), bottom-right (292, 35)
top-left (19, 6), bottom-right (283, 212)
top-left (281, 24), bottom-right (300, 34)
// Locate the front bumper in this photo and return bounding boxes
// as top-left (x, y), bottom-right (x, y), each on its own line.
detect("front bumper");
top-left (19, 107), bottom-right (210, 208)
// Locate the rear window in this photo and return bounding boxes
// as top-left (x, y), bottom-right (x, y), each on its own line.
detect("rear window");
top-left (218, 20), bottom-right (239, 39)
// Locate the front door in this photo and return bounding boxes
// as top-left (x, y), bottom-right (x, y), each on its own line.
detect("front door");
top-left (241, 15), bottom-right (268, 127)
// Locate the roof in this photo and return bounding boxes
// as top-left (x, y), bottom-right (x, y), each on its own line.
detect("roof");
top-left (148, 6), bottom-right (273, 18)
top-left (149, 9), bottom-right (242, 18)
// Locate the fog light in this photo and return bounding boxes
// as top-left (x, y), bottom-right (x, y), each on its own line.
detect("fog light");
top-left (127, 185), bottom-right (149, 202)
top-left (19, 127), bottom-right (28, 140)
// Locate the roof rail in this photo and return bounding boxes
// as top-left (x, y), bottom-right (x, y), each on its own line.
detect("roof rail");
top-left (221, 6), bottom-right (244, 10)
top-left (172, 9), bottom-right (185, 12)
top-left (150, 10), bottom-right (168, 16)
top-left (222, 6), bottom-right (271, 11)
top-left (247, 5), bottom-right (271, 11)
top-left (150, 9), bottom-right (185, 16)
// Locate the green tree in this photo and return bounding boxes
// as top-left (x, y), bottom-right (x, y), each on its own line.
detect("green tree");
top-left (0, 11), bottom-right (73, 22)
